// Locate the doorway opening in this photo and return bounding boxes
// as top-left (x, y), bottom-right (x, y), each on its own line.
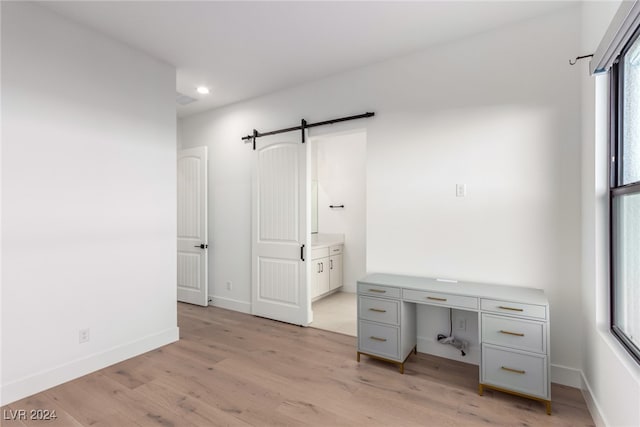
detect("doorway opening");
top-left (309, 129), bottom-right (367, 336)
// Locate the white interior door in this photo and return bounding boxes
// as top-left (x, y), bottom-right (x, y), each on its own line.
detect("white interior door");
top-left (252, 133), bottom-right (310, 326)
top-left (177, 146), bottom-right (208, 306)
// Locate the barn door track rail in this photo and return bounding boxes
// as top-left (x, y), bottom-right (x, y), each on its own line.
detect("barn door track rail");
top-left (242, 112), bottom-right (375, 150)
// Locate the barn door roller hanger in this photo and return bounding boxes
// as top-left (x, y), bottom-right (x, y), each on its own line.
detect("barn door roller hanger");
top-left (242, 112), bottom-right (375, 150)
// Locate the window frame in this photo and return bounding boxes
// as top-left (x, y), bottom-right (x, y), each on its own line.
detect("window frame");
top-left (609, 24), bottom-right (640, 365)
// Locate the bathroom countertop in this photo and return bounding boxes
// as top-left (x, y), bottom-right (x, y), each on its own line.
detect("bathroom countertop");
top-left (311, 233), bottom-right (344, 248)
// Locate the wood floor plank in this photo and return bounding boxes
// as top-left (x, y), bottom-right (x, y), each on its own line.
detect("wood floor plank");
top-left (45, 375), bottom-right (127, 423)
top-left (47, 373), bottom-right (198, 427)
top-left (133, 380), bottom-right (253, 427)
top-left (0, 303), bottom-right (595, 426)
top-left (100, 353), bottom-right (163, 390)
top-left (142, 358), bottom-right (301, 426)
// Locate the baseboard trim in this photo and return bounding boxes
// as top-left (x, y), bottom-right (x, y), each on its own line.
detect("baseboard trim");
top-left (209, 295), bottom-right (251, 314)
top-left (581, 371), bottom-right (607, 427)
top-left (550, 364), bottom-right (582, 388)
top-left (0, 327), bottom-right (179, 406)
top-left (417, 336), bottom-right (480, 365)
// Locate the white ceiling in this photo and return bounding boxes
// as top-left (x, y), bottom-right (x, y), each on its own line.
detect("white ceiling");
top-left (42, 1), bottom-right (574, 117)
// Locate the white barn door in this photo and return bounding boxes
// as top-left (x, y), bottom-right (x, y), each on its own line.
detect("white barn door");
top-left (177, 146), bottom-right (208, 306)
top-left (252, 133), bottom-right (310, 326)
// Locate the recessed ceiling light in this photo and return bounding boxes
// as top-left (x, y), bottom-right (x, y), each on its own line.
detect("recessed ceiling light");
top-left (196, 86), bottom-right (210, 95)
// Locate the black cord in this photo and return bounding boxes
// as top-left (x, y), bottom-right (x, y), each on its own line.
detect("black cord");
top-left (449, 308), bottom-right (452, 337)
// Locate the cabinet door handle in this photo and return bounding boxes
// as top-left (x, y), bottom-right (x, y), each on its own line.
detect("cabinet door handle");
top-left (369, 308), bottom-right (387, 313)
top-left (498, 306), bottom-right (524, 312)
top-left (300, 244), bottom-right (305, 261)
top-left (501, 366), bottom-right (526, 374)
top-left (317, 263), bottom-right (321, 273)
top-left (427, 296), bottom-right (447, 302)
top-left (499, 330), bottom-right (524, 337)
top-left (320, 262), bottom-right (323, 272)
top-left (368, 289), bottom-right (386, 293)
top-left (370, 336), bottom-right (387, 342)
top-left (330, 259), bottom-right (333, 270)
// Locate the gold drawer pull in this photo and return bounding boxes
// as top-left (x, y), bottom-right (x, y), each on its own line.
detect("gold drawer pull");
top-left (499, 330), bottom-right (525, 337)
top-left (427, 296), bottom-right (447, 302)
top-left (369, 308), bottom-right (387, 313)
top-left (501, 366), bottom-right (526, 374)
top-left (369, 289), bottom-right (386, 293)
top-left (498, 306), bottom-right (524, 312)
top-left (370, 336), bottom-right (387, 342)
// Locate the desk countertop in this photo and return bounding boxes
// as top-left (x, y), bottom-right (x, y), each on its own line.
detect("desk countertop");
top-left (359, 273), bottom-right (548, 306)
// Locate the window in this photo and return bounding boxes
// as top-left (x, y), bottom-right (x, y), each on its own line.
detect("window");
top-left (611, 26), bottom-right (640, 364)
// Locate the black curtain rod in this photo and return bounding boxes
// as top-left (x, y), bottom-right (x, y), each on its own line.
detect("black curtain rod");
top-left (242, 112), bottom-right (375, 142)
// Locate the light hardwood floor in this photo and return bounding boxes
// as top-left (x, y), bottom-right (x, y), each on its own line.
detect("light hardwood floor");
top-left (2, 303), bottom-right (594, 426)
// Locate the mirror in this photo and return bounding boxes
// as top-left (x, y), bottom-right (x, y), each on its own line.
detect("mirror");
top-left (311, 180), bottom-right (318, 233)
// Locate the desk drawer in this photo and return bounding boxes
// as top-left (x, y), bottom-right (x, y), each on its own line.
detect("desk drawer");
top-left (481, 299), bottom-right (546, 320)
top-left (482, 314), bottom-right (546, 354)
top-left (402, 289), bottom-right (478, 310)
top-left (358, 283), bottom-right (401, 299)
top-left (481, 344), bottom-right (547, 399)
top-left (358, 321), bottom-right (400, 361)
top-left (359, 296), bottom-right (400, 325)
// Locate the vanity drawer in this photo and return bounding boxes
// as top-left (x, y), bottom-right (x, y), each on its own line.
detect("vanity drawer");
top-left (329, 244), bottom-right (343, 255)
top-left (481, 299), bottom-right (547, 320)
top-left (402, 289), bottom-right (478, 310)
top-left (358, 321), bottom-right (400, 361)
top-left (482, 314), bottom-right (546, 354)
top-left (358, 283), bottom-right (401, 299)
top-left (311, 247), bottom-right (329, 260)
top-left (359, 296), bottom-right (400, 325)
top-left (481, 344), bottom-right (547, 399)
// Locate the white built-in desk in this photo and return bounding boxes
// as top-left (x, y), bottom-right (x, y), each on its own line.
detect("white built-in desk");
top-left (357, 273), bottom-right (551, 414)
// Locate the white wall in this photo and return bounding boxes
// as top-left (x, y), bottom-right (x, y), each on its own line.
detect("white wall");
top-left (1, 2), bottom-right (178, 405)
top-left (180, 5), bottom-right (584, 385)
top-left (580, 2), bottom-right (640, 426)
top-left (0, 0), bottom-right (4, 407)
top-left (313, 130), bottom-right (367, 293)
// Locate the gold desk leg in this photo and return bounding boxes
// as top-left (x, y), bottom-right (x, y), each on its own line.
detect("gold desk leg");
top-left (356, 352), bottom-right (360, 362)
top-left (479, 383), bottom-right (550, 415)
top-left (414, 346), bottom-right (418, 355)
top-left (399, 363), bottom-right (404, 374)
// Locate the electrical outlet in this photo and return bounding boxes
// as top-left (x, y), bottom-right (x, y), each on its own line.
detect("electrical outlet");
top-left (456, 183), bottom-right (466, 197)
top-left (457, 319), bottom-right (467, 331)
top-left (226, 281), bottom-right (232, 291)
top-left (79, 328), bottom-right (90, 344)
